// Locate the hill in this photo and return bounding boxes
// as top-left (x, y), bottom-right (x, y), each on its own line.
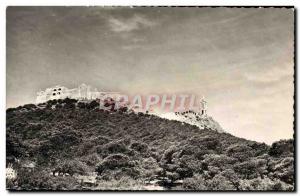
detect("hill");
top-left (6, 98), bottom-right (294, 191)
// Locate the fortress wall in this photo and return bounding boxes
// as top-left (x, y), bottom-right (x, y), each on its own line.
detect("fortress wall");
top-left (36, 84), bottom-right (115, 103)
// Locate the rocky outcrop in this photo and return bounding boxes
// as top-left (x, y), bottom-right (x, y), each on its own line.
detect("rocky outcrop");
top-left (157, 111), bottom-right (224, 133)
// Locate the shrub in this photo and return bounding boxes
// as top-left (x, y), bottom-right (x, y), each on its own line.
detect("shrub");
top-left (239, 177), bottom-right (293, 191)
top-left (96, 154), bottom-right (134, 174)
top-left (6, 108), bottom-right (17, 113)
top-left (22, 104), bottom-right (37, 110)
top-left (161, 145), bottom-right (178, 164)
top-left (62, 98), bottom-right (77, 109)
top-left (233, 160), bottom-right (261, 179)
top-left (140, 157), bottom-right (161, 178)
top-left (202, 154), bottom-right (237, 170)
top-left (77, 102), bottom-right (86, 109)
top-left (80, 153), bottom-right (101, 166)
top-left (87, 100), bottom-right (99, 109)
top-left (175, 167), bottom-right (193, 179)
top-left (182, 174), bottom-right (207, 190)
top-left (14, 168), bottom-right (81, 190)
top-left (53, 159), bottom-right (89, 176)
top-left (130, 142), bottom-right (148, 153)
top-left (189, 136), bottom-right (221, 152)
top-left (206, 174), bottom-right (235, 190)
top-left (98, 140), bottom-right (129, 156)
top-left (95, 176), bottom-right (144, 190)
top-left (220, 169), bottom-right (240, 189)
top-left (268, 157), bottom-right (294, 184)
top-left (269, 139), bottom-right (294, 157)
top-left (226, 144), bottom-right (254, 161)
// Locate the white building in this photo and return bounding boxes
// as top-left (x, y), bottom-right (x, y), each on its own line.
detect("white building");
top-left (36, 84), bottom-right (120, 104)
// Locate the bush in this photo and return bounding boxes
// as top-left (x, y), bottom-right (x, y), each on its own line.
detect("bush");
top-left (13, 168), bottom-right (81, 190)
top-left (202, 154), bottom-right (237, 170)
top-left (22, 104), bottom-right (37, 110)
top-left (183, 174), bottom-right (207, 190)
top-left (96, 154), bottom-right (134, 174)
top-left (80, 153), bottom-right (101, 166)
top-left (6, 108), bottom-right (16, 113)
top-left (233, 159), bottom-right (266, 179)
top-left (189, 136), bottom-right (221, 152)
top-left (206, 174), bottom-right (235, 190)
top-left (53, 159), bottom-right (89, 176)
top-left (268, 157), bottom-right (294, 184)
top-left (95, 177), bottom-right (144, 190)
top-left (62, 98), bottom-right (77, 109)
top-left (98, 140), bottom-right (129, 156)
top-left (77, 102), bottom-right (86, 109)
top-left (130, 142), bottom-right (148, 153)
top-left (239, 177), bottom-right (293, 191)
top-left (161, 145), bottom-right (178, 164)
top-left (226, 144), bottom-right (254, 161)
top-left (175, 167), bottom-right (193, 179)
top-left (139, 157), bottom-right (161, 179)
top-left (269, 139), bottom-right (294, 157)
top-left (87, 100), bottom-right (99, 109)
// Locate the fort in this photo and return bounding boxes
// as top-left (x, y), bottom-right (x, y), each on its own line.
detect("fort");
top-left (36, 84), bottom-right (207, 116)
top-left (36, 84), bottom-right (120, 104)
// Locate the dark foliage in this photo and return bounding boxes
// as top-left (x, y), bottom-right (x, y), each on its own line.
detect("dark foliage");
top-left (6, 99), bottom-right (294, 190)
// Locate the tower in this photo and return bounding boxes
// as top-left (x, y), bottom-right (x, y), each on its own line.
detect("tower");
top-left (78, 83), bottom-right (90, 99)
top-left (200, 96), bottom-right (207, 116)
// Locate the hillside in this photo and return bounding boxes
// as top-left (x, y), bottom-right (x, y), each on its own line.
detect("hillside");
top-left (158, 111), bottom-right (224, 133)
top-left (6, 98), bottom-right (294, 191)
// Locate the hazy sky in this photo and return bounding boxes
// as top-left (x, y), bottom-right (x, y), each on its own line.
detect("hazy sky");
top-left (6, 7), bottom-right (294, 144)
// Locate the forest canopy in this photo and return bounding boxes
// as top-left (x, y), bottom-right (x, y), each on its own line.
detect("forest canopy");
top-left (6, 98), bottom-right (294, 191)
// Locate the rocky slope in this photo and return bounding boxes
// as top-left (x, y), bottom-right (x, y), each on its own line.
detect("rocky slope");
top-left (157, 111), bottom-right (224, 133)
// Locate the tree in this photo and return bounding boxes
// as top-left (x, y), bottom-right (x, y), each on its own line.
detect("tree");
top-left (269, 139), bottom-right (294, 157)
top-left (182, 174), bottom-right (207, 190)
top-left (207, 174), bottom-right (235, 190)
top-left (95, 154), bottom-right (134, 175)
top-left (53, 159), bottom-right (89, 176)
top-left (87, 100), bottom-right (99, 109)
top-left (130, 142), bottom-right (148, 153)
top-left (226, 144), bottom-right (254, 161)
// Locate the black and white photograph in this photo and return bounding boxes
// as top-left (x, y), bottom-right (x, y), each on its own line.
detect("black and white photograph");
top-left (5, 6), bottom-right (295, 191)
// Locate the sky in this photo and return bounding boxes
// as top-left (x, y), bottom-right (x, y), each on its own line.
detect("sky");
top-left (6, 7), bottom-right (294, 144)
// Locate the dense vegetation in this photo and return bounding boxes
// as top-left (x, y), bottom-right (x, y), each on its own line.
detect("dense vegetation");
top-left (6, 98), bottom-right (294, 191)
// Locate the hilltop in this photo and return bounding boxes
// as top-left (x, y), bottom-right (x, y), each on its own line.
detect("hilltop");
top-left (6, 98), bottom-right (294, 191)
